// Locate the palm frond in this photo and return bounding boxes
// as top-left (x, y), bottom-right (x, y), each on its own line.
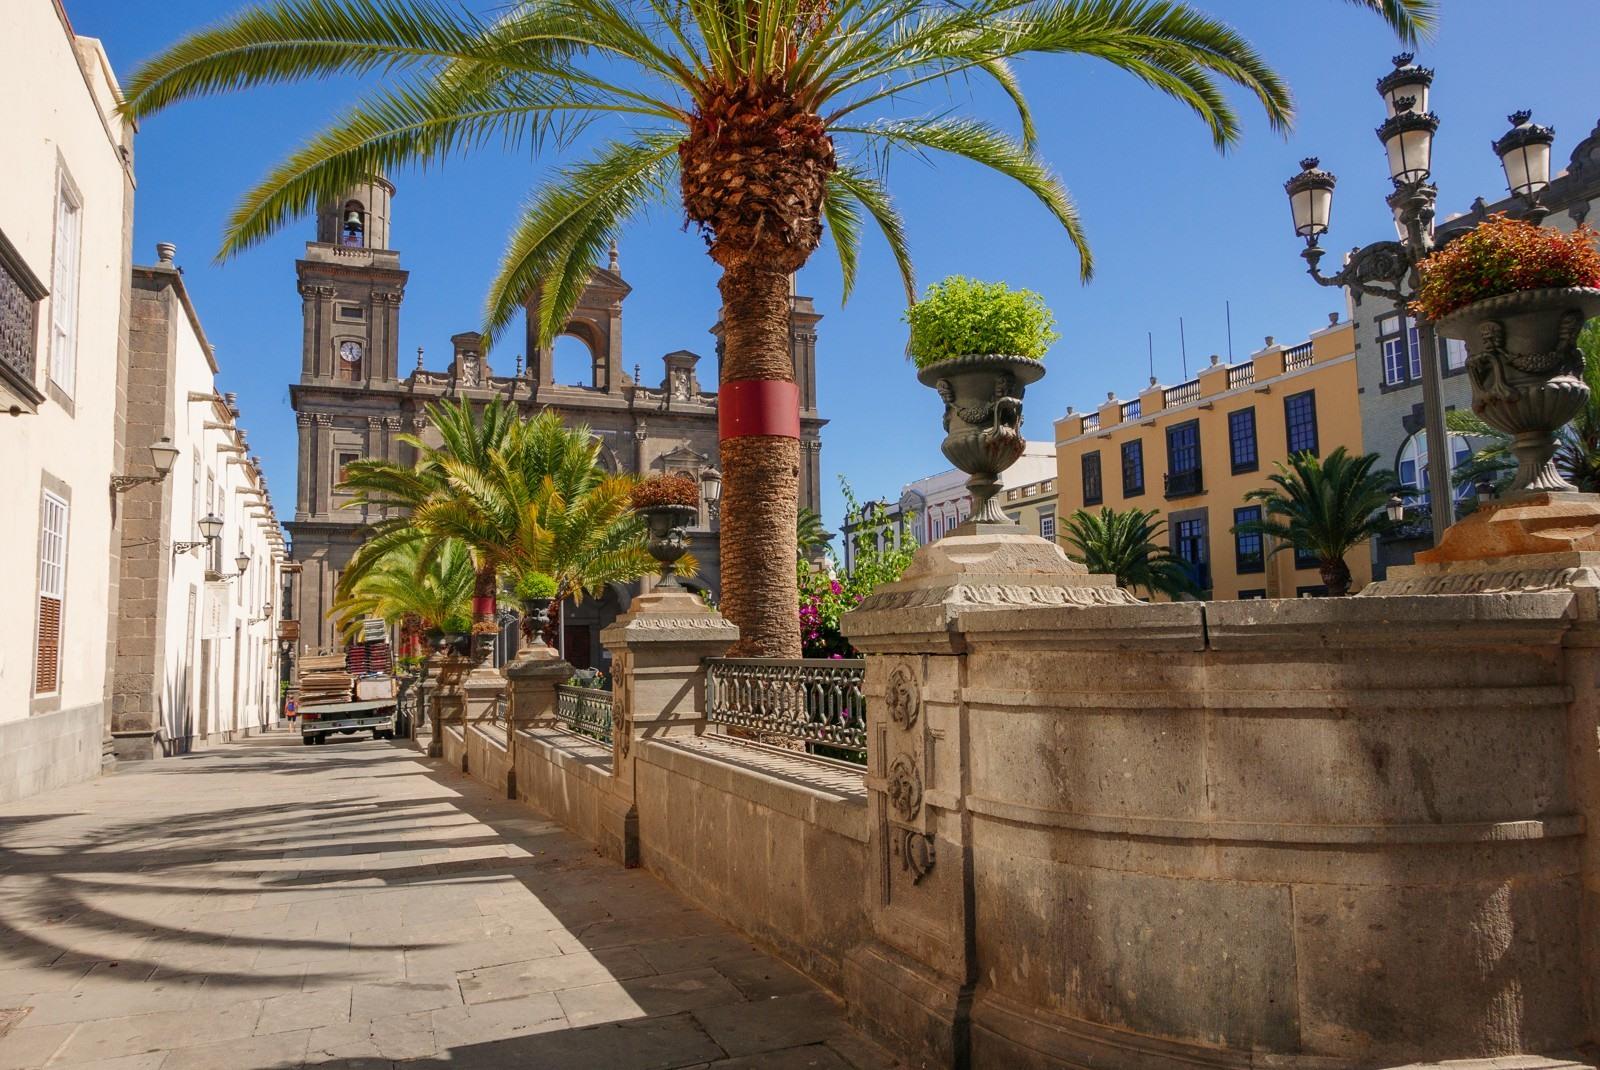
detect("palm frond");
top-left (836, 117), bottom-right (1090, 279)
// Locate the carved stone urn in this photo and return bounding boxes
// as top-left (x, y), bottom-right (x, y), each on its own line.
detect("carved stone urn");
top-left (917, 355), bottom-right (1045, 525)
top-left (518, 597), bottom-right (552, 646)
top-left (1435, 287), bottom-right (1600, 494)
top-left (639, 504), bottom-right (698, 589)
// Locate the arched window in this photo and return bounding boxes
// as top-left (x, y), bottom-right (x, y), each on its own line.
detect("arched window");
top-left (1396, 429), bottom-right (1473, 507)
top-left (341, 201), bottom-right (367, 248)
top-left (552, 334), bottom-right (596, 388)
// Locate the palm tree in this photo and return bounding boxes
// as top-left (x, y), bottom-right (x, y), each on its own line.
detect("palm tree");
top-left (341, 397), bottom-right (659, 647)
top-left (329, 536), bottom-right (475, 644)
top-left (1235, 446), bottom-right (1399, 596)
top-left (1061, 506), bottom-right (1199, 600)
top-left (1448, 320), bottom-right (1600, 494)
top-left (120, 0), bottom-right (1431, 656)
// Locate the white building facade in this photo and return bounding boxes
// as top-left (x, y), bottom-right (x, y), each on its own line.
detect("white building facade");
top-left (0, 3), bottom-right (135, 801)
top-left (840, 441), bottom-right (1057, 572)
top-left (112, 248), bottom-right (286, 759)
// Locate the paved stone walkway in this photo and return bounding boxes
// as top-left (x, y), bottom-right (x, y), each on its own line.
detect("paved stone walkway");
top-left (0, 731), bottom-right (901, 1069)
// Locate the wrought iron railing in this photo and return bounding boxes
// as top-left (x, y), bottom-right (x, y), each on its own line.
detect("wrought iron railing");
top-left (1163, 378), bottom-right (1202, 407)
top-left (1284, 341), bottom-right (1314, 371)
top-left (1164, 468), bottom-right (1204, 499)
top-left (706, 658), bottom-right (867, 759)
top-left (1227, 363), bottom-right (1255, 389)
top-left (556, 684), bottom-right (614, 745)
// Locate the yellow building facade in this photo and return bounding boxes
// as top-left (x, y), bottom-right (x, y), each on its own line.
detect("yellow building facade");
top-left (1001, 476), bottom-right (1059, 541)
top-left (1052, 319), bottom-right (1371, 599)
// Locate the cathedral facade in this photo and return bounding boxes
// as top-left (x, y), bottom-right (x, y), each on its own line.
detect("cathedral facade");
top-left (285, 180), bottom-right (826, 667)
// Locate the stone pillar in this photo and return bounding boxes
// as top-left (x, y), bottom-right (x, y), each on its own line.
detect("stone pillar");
top-left (459, 656), bottom-right (505, 775)
top-left (838, 528), bottom-right (1145, 1068)
top-left (601, 586), bottom-right (738, 866)
top-left (505, 640), bottom-right (572, 798)
top-left (430, 653), bottom-right (469, 760)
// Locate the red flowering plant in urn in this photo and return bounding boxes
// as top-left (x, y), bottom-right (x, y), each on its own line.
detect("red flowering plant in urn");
top-left (631, 475), bottom-right (702, 589)
top-left (1415, 215), bottom-right (1600, 493)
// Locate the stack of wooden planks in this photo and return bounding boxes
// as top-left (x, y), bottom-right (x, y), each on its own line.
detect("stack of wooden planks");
top-left (299, 654), bottom-right (353, 706)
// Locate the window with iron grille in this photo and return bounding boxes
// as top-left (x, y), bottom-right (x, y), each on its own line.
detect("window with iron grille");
top-left (1039, 510), bottom-right (1056, 541)
top-left (1173, 515), bottom-right (1209, 591)
top-left (1233, 506), bottom-right (1265, 574)
top-left (1165, 420), bottom-right (1202, 498)
top-left (49, 176), bottom-right (82, 399)
top-left (1121, 439), bottom-right (1144, 497)
top-left (1284, 390), bottom-right (1319, 455)
top-left (35, 490), bottom-right (68, 696)
top-left (0, 228), bottom-right (47, 407)
top-left (1228, 407), bottom-right (1258, 474)
top-left (1081, 451), bottom-right (1102, 506)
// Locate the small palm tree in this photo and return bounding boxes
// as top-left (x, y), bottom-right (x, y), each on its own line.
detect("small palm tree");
top-left (1061, 506), bottom-right (1199, 600)
top-left (330, 537), bottom-right (475, 643)
top-left (1449, 320), bottom-right (1600, 494)
top-left (120, 0), bottom-right (1430, 657)
top-left (796, 507), bottom-right (829, 560)
top-left (341, 398), bottom-right (660, 646)
top-left (1235, 446), bottom-right (1399, 597)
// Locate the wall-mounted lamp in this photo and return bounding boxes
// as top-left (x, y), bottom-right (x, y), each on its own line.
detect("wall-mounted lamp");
top-left (250, 601), bottom-right (274, 624)
top-left (111, 437), bottom-right (180, 493)
top-left (173, 512), bottom-right (224, 555)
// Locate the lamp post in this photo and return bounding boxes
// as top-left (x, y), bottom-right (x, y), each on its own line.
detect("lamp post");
top-left (1284, 54), bottom-right (1553, 544)
top-left (110, 437), bottom-right (180, 493)
top-left (173, 512), bottom-right (224, 555)
top-left (699, 466), bottom-right (723, 524)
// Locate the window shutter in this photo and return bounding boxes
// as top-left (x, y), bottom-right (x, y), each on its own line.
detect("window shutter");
top-left (35, 596), bottom-right (61, 694)
top-left (35, 491), bottom-right (68, 695)
top-left (49, 183), bottom-right (81, 397)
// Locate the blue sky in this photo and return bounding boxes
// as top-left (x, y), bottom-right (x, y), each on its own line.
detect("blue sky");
top-left (68, 0), bottom-right (1600, 533)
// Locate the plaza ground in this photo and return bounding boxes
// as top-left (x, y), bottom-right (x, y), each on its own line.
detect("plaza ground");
top-left (0, 731), bottom-right (900, 1069)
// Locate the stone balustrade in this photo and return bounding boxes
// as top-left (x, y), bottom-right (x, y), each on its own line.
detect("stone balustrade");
top-left (434, 529), bottom-right (1600, 1070)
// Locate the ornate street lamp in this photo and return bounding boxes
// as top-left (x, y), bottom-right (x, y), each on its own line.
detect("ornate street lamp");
top-left (1386, 495), bottom-right (1406, 524)
top-left (1283, 54), bottom-right (1547, 546)
top-left (173, 512), bottom-right (224, 555)
top-left (111, 436), bottom-right (180, 493)
top-left (1494, 110), bottom-right (1556, 201)
top-left (699, 466), bottom-right (723, 521)
top-left (235, 550), bottom-right (253, 575)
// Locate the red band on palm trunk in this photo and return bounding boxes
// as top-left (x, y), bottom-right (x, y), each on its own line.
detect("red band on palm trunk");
top-left (719, 380), bottom-right (800, 440)
top-left (473, 595), bottom-right (496, 619)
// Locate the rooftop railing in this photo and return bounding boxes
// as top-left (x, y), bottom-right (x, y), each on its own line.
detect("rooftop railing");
top-left (1284, 341), bottom-right (1315, 371)
top-left (1120, 399), bottom-right (1142, 422)
top-left (1226, 363), bottom-right (1255, 389)
top-left (1081, 413), bottom-right (1101, 433)
top-left (1163, 379), bottom-right (1202, 408)
top-left (706, 658), bottom-right (867, 761)
top-left (555, 684), bottom-right (614, 745)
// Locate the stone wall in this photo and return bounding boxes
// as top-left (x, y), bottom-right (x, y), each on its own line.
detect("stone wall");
top-left (0, 704), bottom-right (104, 805)
top-left (439, 531), bottom-right (1600, 1069)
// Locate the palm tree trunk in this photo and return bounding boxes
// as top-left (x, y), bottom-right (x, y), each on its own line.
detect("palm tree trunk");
top-left (1321, 559), bottom-right (1353, 597)
top-left (718, 254), bottom-right (801, 658)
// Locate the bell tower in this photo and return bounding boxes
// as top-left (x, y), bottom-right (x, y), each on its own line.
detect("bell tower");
top-left (294, 176), bottom-right (407, 387)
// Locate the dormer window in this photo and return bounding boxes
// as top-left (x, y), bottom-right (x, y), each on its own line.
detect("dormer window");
top-left (341, 201), bottom-right (366, 247)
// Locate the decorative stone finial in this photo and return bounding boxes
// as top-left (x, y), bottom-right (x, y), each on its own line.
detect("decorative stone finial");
top-left (608, 240), bottom-right (620, 271)
top-left (155, 242), bottom-right (176, 265)
top-left (416, 346), bottom-right (424, 370)
top-left (1209, 354), bottom-right (1220, 366)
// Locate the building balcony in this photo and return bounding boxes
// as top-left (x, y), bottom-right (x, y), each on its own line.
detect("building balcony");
top-left (1164, 468), bottom-right (1204, 499)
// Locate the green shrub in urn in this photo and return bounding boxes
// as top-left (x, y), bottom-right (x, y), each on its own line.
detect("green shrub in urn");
top-left (1416, 216), bottom-right (1600, 493)
top-left (908, 277), bottom-right (1057, 528)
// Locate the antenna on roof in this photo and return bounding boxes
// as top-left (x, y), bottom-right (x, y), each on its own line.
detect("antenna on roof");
top-left (1179, 317), bottom-right (1188, 379)
top-left (1225, 300), bottom-right (1234, 362)
top-left (1147, 332), bottom-right (1154, 382)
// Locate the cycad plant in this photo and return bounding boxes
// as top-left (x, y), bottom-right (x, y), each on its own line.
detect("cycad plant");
top-left (120, 0), bottom-right (1430, 656)
top-left (329, 536), bottom-right (476, 644)
top-left (1234, 446), bottom-right (1399, 597)
top-left (1061, 506), bottom-right (1199, 600)
top-left (341, 397), bottom-right (659, 646)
